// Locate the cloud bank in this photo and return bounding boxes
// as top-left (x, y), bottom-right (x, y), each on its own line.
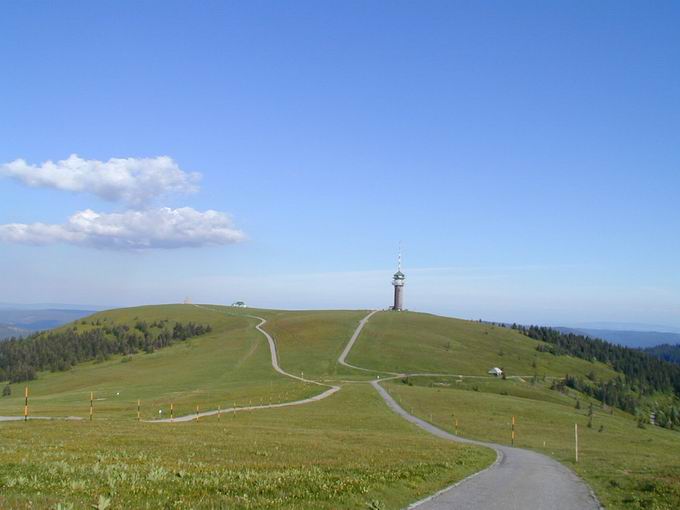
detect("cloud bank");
top-left (0, 207), bottom-right (245, 250)
top-left (0, 154), bottom-right (200, 207)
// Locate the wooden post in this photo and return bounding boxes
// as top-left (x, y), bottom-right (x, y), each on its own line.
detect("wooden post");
top-left (137, 399), bottom-right (140, 421)
top-left (196, 404), bottom-right (199, 421)
top-left (455, 418), bottom-right (458, 435)
top-left (24, 386), bottom-right (29, 422)
top-left (233, 402), bottom-right (236, 418)
top-left (511, 415), bottom-right (515, 446)
top-left (575, 423), bottom-right (579, 463)
top-left (218, 404), bottom-right (221, 421)
top-left (170, 403), bottom-right (174, 422)
top-left (90, 392), bottom-right (94, 421)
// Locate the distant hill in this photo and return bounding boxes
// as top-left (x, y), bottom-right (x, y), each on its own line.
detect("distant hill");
top-left (556, 327), bottom-right (680, 349)
top-left (0, 323), bottom-right (31, 339)
top-left (0, 308), bottom-right (95, 339)
top-left (643, 344), bottom-right (680, 365)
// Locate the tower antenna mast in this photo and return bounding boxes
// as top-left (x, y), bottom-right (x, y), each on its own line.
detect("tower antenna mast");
top-left (397, 242), bottom-right (402, 273)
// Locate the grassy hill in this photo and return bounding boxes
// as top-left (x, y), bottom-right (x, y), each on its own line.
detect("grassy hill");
top-left (237, 308), bottom-right (372, 379)
top-left (348, 311), bottom-right (618, 380)
top-left (0, 305), bottom-right (315, 420)
top-left (0, 305), bottom-right (492, 509)
top-left (1, 305), bottom-right (679, 509)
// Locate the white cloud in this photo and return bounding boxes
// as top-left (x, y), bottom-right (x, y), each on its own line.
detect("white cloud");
top-left (0, 154), bottom-right (200, 207)
top-left (0, 207), bottom-right (245, 250)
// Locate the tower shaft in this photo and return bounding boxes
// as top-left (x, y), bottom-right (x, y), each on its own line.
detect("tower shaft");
top-left (393, 284), bottom-right (404, 311)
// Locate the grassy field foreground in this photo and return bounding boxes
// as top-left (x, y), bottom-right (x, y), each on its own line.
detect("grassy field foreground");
top-left (0, 384), bottom-right (493, 509)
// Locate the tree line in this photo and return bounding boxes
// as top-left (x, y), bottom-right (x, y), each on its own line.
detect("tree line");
top-left (643, 344), bottom-right (680, 366)
top-left (0, 320), bottom-right (212, 383)
top-left (513, 324), bottom-right (680, 396)
top-left (511, 324), bottom-right (680, 427)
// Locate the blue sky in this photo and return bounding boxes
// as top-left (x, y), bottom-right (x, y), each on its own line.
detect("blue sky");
top-left (1, 1), bottom-right (679, 327)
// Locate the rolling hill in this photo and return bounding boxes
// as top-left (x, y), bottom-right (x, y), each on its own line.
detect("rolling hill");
top-left (0, 305), bottom-right (678, 509)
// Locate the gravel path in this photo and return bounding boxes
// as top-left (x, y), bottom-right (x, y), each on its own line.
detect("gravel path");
top-left (373, 381), bottom-right (600, 510)
top-left (338, 311), bottom-right (601, 510)
top-left (150, 313), bottom-right (341, 422)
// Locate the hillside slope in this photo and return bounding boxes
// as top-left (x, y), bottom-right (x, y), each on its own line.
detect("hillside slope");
top-left (0, 305), bottom-right (313, 419)
top-left (348, 311), bottom-right (617, 380)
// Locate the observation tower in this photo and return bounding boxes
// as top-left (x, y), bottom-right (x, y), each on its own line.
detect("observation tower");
top-left (391, 250), bottom-right (405, 311)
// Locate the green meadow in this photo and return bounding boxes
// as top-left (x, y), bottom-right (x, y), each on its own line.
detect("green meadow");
top-left (0, 383), bottom-right (493, 509)
top-left (0, 305), bottom-right (492, 509)
top-left (0, 305), bottom-right (316, 420)
top-left (1, 305), bottom-right (679, 509)
top-left (348, 310), bottom-right (618, 380)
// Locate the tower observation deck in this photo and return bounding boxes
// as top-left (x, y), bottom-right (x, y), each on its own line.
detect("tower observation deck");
top-left (391, 250), bottom-right (405, 311)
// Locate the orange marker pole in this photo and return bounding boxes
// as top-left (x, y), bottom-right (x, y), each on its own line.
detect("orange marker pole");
top-left (218, 404), bottom-right (221, 421)
top-left (24, 386), bottom-right (29, 422)
top-left (196, 404), bottom-right (199, 421)
top-left (137, 399), bottom-right (140, 421)
top-left (90, 392), bottom-right (94, 421)
top-left (511, 415), bottom-right (515, 445)
top-left (455, 418), bottom-right (458, 435)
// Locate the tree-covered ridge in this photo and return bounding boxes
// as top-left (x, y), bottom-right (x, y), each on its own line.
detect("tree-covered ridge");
top-left (0, 319), bottom-right (212, 383)
top-left (643, 344), bottom-right (680, 365)
top-left (513, 324), bottom-right (680, 428)
top-left (513, 324), bottom-right (680, 395)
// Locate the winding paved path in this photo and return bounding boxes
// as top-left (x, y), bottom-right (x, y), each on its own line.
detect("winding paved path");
top-left (341, 311), bottom-right (601, 510)
top-left (151, 314), bottom-right (340, 422)
top-left (374, 381), bottom-right (600, 510)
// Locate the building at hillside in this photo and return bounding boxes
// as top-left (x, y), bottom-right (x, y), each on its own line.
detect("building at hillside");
top-left (391, 250), bottom-right (405, 311)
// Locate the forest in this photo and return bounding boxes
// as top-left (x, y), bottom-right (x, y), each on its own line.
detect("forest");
top-left (643, 343), bottom-right (680, 365)
top-left (513, 324), bottom-right (680, 428)
top-left (0, 319), bottom-right (211, 383)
